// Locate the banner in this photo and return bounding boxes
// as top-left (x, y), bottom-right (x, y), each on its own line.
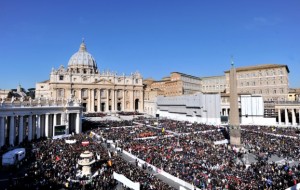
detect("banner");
top-left (113, 172), bottom-right (140, 190)
top-left (65, 139), bottom-right (76, 144)
top-left (82, 141), bottom-right (89, 146)
top-left (213, 139), bottom-right (228, 145)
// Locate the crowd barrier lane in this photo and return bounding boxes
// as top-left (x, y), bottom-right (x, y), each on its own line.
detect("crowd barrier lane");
top-left (134, 134), bottom-right (174, 140)
top-left (285, 183), bottom-right (300, 190)
top-left (241, 129), bottom-right (298, 139)
top-left (113, 172), bottom-right (140, 190)
top-left (159, 170), bottom-right (200, 190)
top-left (114, 145), bottom-right (200, 190)
top-left (94, 131), bottom-right (200, 190)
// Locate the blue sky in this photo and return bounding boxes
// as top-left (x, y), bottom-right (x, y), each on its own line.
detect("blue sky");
top-left (0, 0), bottom-right (299, 90)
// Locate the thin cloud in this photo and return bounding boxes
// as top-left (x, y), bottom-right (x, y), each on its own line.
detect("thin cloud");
top-left (245, 16), bottom-right (282, 30)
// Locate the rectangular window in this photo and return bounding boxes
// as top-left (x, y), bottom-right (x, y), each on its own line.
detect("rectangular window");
top-left (59, 75), bottom-right (64, 80)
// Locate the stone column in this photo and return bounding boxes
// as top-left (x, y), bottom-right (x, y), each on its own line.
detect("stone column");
top-left (140, 90), bottom-right (144, 113)
top-left (87, 89), bottom-right (90, 112)
top-left (53, 114), bottom-right (57, 136)
top-left (116, 90), bottom-right (119, 111)
top-left (106, 89), bottom-right (109, 112)
top-left (292, 109), bottom-right (296, 126)
top-left (278, 109), bottom-right (281, 125)
top-left (40, 115), bottom-right (45, 137)
top-left (97, 89), bottom-right (101, 112)
top-left (0, 117), bottom-right (5, 147)
top-left (285, 108), bottom-right (289, 126)
top-left (36, 115), bottom-right (41, 139)
top-left (111, 90), bottom-right (115, 112)
top-left (76, 113), bottom-right (81, 134)
top-left (91, 89), bottom-right (95, 112)
top-left (122, 90), bottom-right (125, 111)
top-left (65, 113), bottom-right (69, 134)
top-left (53, 114), bottom-right (57, 126)
top-left (9, 116), bottom-right (15, 146)
top-left (61, 113), bottom-right (64, 125)
top-left (45, 114), bottom-right (49, 137)
top-left (28, 115), bottom-right (33, 141)
top-left (79, 88), bottom-right (82, 100)
top-left (19, 116), bottom-right (24, 144)
top-left (32, 115), bottom-right (37, 139)
top-left (131, 90), bottom-right (134, 111)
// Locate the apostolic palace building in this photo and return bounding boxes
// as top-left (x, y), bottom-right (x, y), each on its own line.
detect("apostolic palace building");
top-left (35, 41), bottom-right (144, 113)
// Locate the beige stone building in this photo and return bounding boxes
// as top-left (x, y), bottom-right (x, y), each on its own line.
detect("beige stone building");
top-left (225, 64), bottom-right (290, 101)
top-left (36, 41), bottom-right (144, 113)
top-left (223, 64), bottom-right (290, 118)
top-left (201, 75), bottom-right (226, 93)
top-left (0, 89), bottom-right (10, 99)
top-left (145, 72), bottom-right (202, 97)
top-left (143, 79), bottom-right (164, 116)
top-left (143, 72), bottom-right (202, 116)
top-left (288, 88), bottom-right (300, 101)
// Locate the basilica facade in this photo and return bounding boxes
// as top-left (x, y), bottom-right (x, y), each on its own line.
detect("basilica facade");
top-left (35, 41), bottom-right (144, 113)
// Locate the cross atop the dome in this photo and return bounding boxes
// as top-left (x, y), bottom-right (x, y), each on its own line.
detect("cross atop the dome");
top-left (79, 38), bottom-right (87, 52)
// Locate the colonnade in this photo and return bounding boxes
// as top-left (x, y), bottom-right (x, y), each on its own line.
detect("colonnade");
top-left (277, 108), bottom-right (300, 126)
top-left (78, 88), bottom-right (144, 113)
top-left (0, 104), bottom-right (82, 147)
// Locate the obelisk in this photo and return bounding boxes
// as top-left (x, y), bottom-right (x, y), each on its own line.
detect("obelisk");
top-left (229, 60), bottom-right (241, 146)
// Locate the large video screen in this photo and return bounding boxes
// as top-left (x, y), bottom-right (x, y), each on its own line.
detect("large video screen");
top-left (54, 125), bottom-right (66, 136)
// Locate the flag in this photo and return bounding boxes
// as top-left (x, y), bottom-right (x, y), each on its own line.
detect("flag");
top-left (108, 150), bottom-right (111, 158)
top-left (89, 132), bottom-right (94, 138)
top-left (55, 156), bottom-right (61, 161)
top-left (82, 141), bottom-right (89, 146)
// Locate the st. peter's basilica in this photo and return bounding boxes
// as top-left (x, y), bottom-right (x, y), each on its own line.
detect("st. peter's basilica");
top-left (35, 41), bottom-right (144, 113)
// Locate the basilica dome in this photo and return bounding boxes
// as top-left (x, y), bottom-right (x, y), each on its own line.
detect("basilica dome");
top-left (68, 41), bottom-right (97, 69)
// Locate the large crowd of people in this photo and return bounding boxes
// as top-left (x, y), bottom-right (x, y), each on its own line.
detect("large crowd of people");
top-left (98, 118), bottom-right (300, 189)
top-left (1, 117), bottom-right (300, 190)
top-left (1, 130), bottom-right (175, 189)
top-left (241, 125), bottom-right (300, 137)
